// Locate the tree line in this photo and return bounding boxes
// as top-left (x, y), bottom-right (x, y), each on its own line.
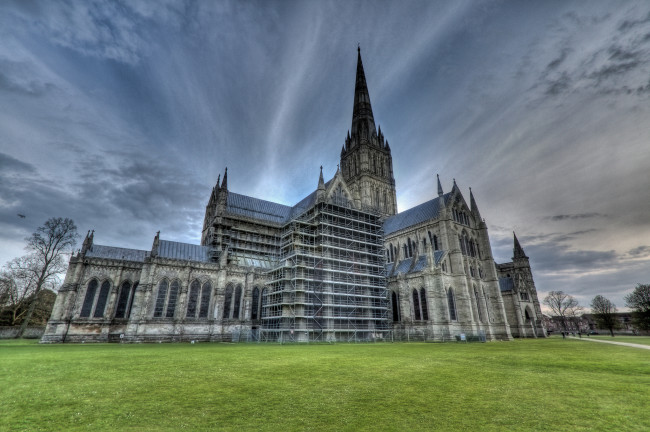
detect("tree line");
top-left (543, 285), bottom-right (650, 336)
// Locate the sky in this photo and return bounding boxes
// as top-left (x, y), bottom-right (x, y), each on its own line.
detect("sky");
top-left (1, 0), bottom-right (649, 312)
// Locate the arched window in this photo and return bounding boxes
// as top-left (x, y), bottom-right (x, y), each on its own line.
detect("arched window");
top-left (115, 281), bottom-right (133, 318)
top-left (199, 281), bottom-right (211, 318)
top-left (223, 285), bottom-right (233, 319)
top-left (412, 289), bottom-right (421, 321)
top-left (186, 280), bottom-right (201, 318)
top-left (233, 285), bottom-right (243, 319)
top-left (474, 288), bottom-right (484, 322)
top-left (448, 288), bottom-right (457, 321)
top-left (260, 288), bottom-right (268, 319)
top-left (251, 287), bottom-right (260, 320)
top-left (166, 280), bottom-right (180, 318)
top-left (80, 279), bottom-right (109, 318)
top-left (80, 279), bottom-right (98, 318)
top-left (420, 288), bottom-right (429, 321)
top-left (154, 279), bottom-right (168, 318)
top-left (483, 287), bottom-right (491, 322)
top-left (391, 291), bottom-right (400, 322)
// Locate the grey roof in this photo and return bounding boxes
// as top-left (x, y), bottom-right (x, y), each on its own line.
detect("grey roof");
top-left (394, 257), bottom-right (413, 275)
top-left (85, 244), bottom-right (149, 262)
top-left (499, 277), bottom-right (515, 292)
top-left (227, 192), bottom-right (292, 223)
top-left (434, 250), bottom-right (446, 266)
top-left (411, 255), bottom-right (428, 272)
top-left (158, 240), bottom-right (211, 262)
top-left (383, 192), bottom-right (452, 235)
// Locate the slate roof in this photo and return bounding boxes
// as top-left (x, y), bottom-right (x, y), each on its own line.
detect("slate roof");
top-left (158, 240), bottom-right (211, 262)
top-left (383, 192), bottom-right (452, 235)
top-left (227, 192), bottom-right (292, 224)
top-left (499, 277), bottom-right (515, 292)
top-left (434, 250), bottom-right (446, 266)
top-left (85, 245), bottom-right (149, 262)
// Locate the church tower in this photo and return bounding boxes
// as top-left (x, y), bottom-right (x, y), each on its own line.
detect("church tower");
top-left (340, 48), bottom-right (397, 217)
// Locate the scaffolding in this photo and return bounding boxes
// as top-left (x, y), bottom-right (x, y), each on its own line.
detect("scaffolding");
top-left (260, 202), bottom-right (390, 342)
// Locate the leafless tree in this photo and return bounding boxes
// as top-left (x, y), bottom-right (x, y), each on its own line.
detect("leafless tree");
top-left (590, 295), bottom-right (619, 337)
top-left (14, 218), bottom-right (78, 338)
top-left (543, 290), bottom-right (583, 331)
top-left (0, 256), bottom-right (40, 325)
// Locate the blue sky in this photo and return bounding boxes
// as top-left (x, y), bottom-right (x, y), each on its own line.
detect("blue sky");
top-left (1, 0), bottom-right (649, 310)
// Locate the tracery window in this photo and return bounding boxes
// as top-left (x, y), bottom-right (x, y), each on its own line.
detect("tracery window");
top-left (420, 288), bottom-right (429, 321)
top-left (448, 288), bottom-right (457, 321)
top-left (412, 288), bottom-right (429, 321)
top-left (391, 291), bottom-right (401, 322)
top-left (115, 280), bottom-right (137, 319)
top-left (80, 279), bottom-right (111, 318)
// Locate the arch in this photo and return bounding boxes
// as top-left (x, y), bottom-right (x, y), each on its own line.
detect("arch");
top-left (80, 279), bottom-right (98, 318)
top-left (92, 280), bottom-right (111, 318)
top-left (233, 285), bottom-right (243, 319)
top-left (260, 288), bottom-right (268, 319)
top-left (199, 281), bottom-right (211, 318)
top-left (223, 284), bottom-right (234, 319)
top-left (165, 280), bottom-right (180, 318)
top-left (153, 279), bottom-right (169, 317)
top-left (524, 305), bottom-right (533, 322)
top-left (186, 279), bottom-right (201, 318)
top-left (391, 291), bottom-right (400, 322)
top-left (114, 280), bottom-right (132, 318)
top-left (412, 289), bottom-right (421, 321)
top-left (251, 286), bottom-right (260, 320)
top-left (447, 288), bottom-right (457, 321)
top-left (420, 288), bottom-right (429, 320)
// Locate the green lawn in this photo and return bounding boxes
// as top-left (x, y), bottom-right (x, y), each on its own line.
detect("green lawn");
top-left (1, 339), bottom-right (648, 432)
top-left (588, 335), bottom-right (650, 346)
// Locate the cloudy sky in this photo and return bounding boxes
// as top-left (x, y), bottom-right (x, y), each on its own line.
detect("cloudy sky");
top-left (1, 0), bottom-right (649, 311)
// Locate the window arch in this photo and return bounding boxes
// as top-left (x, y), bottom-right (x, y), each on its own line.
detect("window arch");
top-left (412, 288), bottom-right (429, 321)
top-left (251, 287), bottom-right (261, 320)
top-left (447, 288), bottom-right (457, 321)
top-left (199, 282), bottom-right (211, 318)
top-left (420, 288), bottom-right (429, 321)
top-left (223, 284), bottom-right (233, 319)
top-left (260, 288), bottom-right (268, 319)
top-left (233, 285), bottom-right (242, 319)
top-left (153, 279), bottom-right (180, 318)
top-left (391, 291), bottom-right (400, 322)
top-left (115, 280), bottom-right (136, 319)
top-left (79, 279), bottom-right (111, 318)
top-left (186, 279), bottom-right (201, 318)
top-left (412, 289), bottom-right (421, 321)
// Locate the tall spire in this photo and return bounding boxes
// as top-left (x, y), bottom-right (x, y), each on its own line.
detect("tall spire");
top-left (470, 187), bottom-right (482, 220)
top-left (513, 232), bottom-right (528, 260)
top-left (351, 46), bottom-right (377, 141)
top-left (220, 167), bottom-right (228, 190)
top-left (318, 165), bottom-right (325, 190)
top-left (437, 174), bottom-right (444, 197)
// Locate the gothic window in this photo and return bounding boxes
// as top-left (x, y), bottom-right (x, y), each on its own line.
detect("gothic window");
top-left (407, 238), bottom-right (413, 258)
top-left (223, 284), bottom-right (233, 319)
top-left (251, 287), bottom-right (260, 320)
top-left (332, 185), bottom-right (349, 208)
top-left (470, 267), bottom-right (475, 278)
top-left (80, 279), bottom-right (98, 318)
top-left (448, 288), bottom-right (457, 321)
top-left (186, 280), bottom-right (201, 318)
top-left (520, 291), bottom-right (530, 301)
top-left (412, 289), bottom-right (421, 321)
top-left (114, 281), bottom-right (132, 319)
top-left (199, 282), bottom-right (211, 318)
top-left (475, 288), bottom-right (484, 322)
top-left (422, 237), bottom-right (427, 251)
top-left (483, 287), bottom-right (491, 322)
top-left (91, 281), bottom-right (110, 318)
top-left (403, 244), bottom-right (408, 259)
top-left (420, 288), bottom-right (429, 321)
top-left (153, 280), bottom-right (168, 317)
top-left (383, 191), bottom-right (388, 211)
top-left (260, 288), bottom-right (268, 319)
top-left (391, 291), bottom-right (400, 322)
top-left (233, 285), bottom-right (243, 319)
top-left (459, 235), bottom-right (466, 255)
top-left (166, 280), bottom-right (179, 318)
top-left (126, 282), bottom-right (138, 319)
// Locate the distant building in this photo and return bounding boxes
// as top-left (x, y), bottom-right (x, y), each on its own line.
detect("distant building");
top-left (42, 49), bottom-right (545, 343)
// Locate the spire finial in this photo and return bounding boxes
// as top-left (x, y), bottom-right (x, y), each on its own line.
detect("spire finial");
top-left (318, 165), bottom-right (325, 190)
top-left (351, 46), bottom-right (376, 141)
top-left (470, 187), bottom-right (482, 219)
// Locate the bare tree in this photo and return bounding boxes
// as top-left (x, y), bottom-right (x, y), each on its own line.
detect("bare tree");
top-left (590, 295), bottom-right (619, 337)
top-left (625, 284), bottom-right (650, 332)
top-left (15, 218), bottom-right (78, 338)
top-left (0, 256), bottom-right (40, 325)
top-left (543, 290), bottom-right (583, 331)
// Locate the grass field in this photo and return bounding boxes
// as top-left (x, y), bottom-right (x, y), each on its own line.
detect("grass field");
top-left (1, 339), bottom-right (649, 432)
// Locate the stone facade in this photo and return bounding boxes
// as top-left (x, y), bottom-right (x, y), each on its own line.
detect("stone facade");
top-left (42, 49), bottom-right (545, 343)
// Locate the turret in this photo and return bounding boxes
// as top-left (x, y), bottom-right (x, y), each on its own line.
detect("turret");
top-left (80, 230), bottom-right (94, 255)
top-left (513, 232), bottom-right (528, 260)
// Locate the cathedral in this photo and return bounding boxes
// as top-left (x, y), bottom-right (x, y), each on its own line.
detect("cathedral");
top-left (42, 49), bottom-right (546, 343)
